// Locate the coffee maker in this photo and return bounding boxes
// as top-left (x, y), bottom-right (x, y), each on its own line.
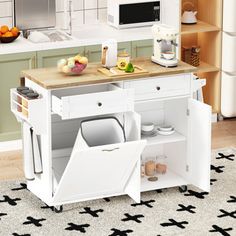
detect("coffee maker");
top-left (151, 24), bottom-right (179, 67)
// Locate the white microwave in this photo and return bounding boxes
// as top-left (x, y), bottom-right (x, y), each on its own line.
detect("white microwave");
top-left (107, 0), bottom-right (161, 29)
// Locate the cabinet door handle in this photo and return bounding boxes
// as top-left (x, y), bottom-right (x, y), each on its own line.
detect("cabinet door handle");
top-left (97, 102), bottom-right (102, 107)
top-left (156, 86), bottom-right (161, 91)
top-left (102, 147), bottom-right (120, 152)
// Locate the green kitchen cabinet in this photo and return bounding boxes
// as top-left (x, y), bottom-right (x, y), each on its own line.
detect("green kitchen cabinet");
top-left (0, 52), bottom-right (36, 141)
top-left (118, 42), bottom-right (132, 55)
top-left (131, 40), bottom-right (153, 58)
top-left (37, 47), bottom-right (85, 68)
top-left (84, 45), bottom-right (102, 63)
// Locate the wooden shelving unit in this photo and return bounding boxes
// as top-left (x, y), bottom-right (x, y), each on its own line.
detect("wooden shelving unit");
top-left (180, 0), bottom-right (223, 113)
top-left (181, 20), bottom-right (220, 35)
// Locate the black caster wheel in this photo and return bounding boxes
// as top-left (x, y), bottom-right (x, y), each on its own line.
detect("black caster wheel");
top-left (53, 205), bottom-right (63, 213)
top-left (179, 185), bottom-right (187, 193)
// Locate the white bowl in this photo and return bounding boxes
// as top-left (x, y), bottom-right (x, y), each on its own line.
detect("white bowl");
top-left (141, 122), bottom-right (155, 132)
top-left (157, 127), bottom-right (175, 136)
top-left (162, 52), bottom-right (175, 60)
top-left (158, 125), bottom-right (173, 132)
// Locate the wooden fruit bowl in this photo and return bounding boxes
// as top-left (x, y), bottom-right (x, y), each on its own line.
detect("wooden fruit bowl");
top-left (0, 32), bottom-right (20, 43)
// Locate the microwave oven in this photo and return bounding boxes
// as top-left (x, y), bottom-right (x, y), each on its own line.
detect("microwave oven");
top-left (107, 0), bottom-right (161, 29)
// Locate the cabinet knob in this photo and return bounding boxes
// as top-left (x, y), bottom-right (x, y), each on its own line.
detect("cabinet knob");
top-left (97, 102), bottom-right (102, 107)
top-left (156, 86), bottom-right (161, 91)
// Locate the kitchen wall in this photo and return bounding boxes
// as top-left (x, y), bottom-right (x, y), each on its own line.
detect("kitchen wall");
top-left (0, 0), bottom-right (107, 28)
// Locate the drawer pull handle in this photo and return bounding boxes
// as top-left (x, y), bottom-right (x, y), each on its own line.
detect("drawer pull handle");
top-left (156, 86), bottom-right (161, 91)
top-left (97, 102), bottom-right (102, 107)
top-left (102, 148), bottom-right (120, 152)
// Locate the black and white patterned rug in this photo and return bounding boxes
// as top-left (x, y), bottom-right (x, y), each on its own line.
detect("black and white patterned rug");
top-left (0, 148), bottom-right (236, 236)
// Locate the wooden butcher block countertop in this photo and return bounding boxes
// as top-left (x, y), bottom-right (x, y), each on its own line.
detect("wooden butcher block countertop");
top-left (21, 57), bottom-right (196, 89)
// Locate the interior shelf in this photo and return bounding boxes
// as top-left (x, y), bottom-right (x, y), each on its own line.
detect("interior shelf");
top-left (141, 169), bottom-right (187, 192)
top-left (195, 61), bottom-right (219, 73)
top-left (181, 20), bottom-right (220, 35)
top-left (141, 131), bottom-right (186, 147)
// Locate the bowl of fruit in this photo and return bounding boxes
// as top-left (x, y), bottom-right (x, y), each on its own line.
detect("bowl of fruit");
top-left (57, 54), bottom-right (88, 75)
top-left (0, 25), bottom-right (20, 43)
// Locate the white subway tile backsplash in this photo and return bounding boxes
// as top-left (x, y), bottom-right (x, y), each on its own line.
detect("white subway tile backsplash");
top-left (72, 10), bottom-right (84, 27)
top-left (0, 17), bottom-right (12, 27)
top-left (0, 0), bottom-right (107, 29)
top-left (73, 0), bottom-right (83, 11)
top-left (98, 0), bottom-right (107, 8)
top-left (84, 0), bottom-right (97, 10)
top-left (98, 8), bottom-right (107, 23)
top-left (85, 9), bottom-right (98, 24)
top-left (56, 0), bottom-right (65, 12)
top-left (0, 2), bottom-right (12, 17)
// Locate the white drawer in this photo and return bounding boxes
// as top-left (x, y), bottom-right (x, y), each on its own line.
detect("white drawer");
top-left (51, 84), bottom-right (134, 120)
top-left (222, 32), bottom-right (236, 73)
top-left (221, 72), bottom-right (236, 117)
top-left (124, 74), bottom-right (191, 101)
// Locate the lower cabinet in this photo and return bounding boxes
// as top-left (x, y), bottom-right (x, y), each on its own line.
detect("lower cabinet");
top-left (124, 76), bottom-right (212, 193)
top-left (131, 40), bottom-right (153, 58)
top-left (52, 112), bottom-right (146, 203)
top-left (0, 52), bottom-right (36, 141)
top-left (37, 47), bottom-right (85, 68)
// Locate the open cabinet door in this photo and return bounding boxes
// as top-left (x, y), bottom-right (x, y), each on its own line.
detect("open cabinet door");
top-left (188, 99), bottom-right (212, 192)
top-left (53, 140), bottom-right (146, 204)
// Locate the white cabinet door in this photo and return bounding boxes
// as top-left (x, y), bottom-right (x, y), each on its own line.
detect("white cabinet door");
top-left (53, 140), bottom-right (146, 204)
top-left (188, 99), bottom-right (212, 192)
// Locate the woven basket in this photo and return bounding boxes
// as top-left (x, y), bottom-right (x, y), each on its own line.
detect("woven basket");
top-left (182, 46), bottom-right (200, 67)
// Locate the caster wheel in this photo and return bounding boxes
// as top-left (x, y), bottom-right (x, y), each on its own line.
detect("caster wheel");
top-left (53, 205), bottom-right (63, 213)
top-left (179, 185), bottom-right (187, 193)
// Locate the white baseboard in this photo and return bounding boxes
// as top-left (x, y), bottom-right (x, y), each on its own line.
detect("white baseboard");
top-left (0, 139), bottom-right (22, 152)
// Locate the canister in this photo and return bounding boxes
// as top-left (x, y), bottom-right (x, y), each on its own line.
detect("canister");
top-left (145, 157), bottom-right (156, 176)
top-left (117, 51), bottom-right (130, 65)
top-left (16, 86), bottom-right (29, 112)
top-left (21, 89), bottom-right (34, 108)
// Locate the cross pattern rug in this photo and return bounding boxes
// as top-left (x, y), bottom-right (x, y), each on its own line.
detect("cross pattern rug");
top-left (0, 148), bottom-right (236, 236)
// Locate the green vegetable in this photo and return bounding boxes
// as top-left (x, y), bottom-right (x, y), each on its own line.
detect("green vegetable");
top-left (125, 63), bottom-right (135, 73)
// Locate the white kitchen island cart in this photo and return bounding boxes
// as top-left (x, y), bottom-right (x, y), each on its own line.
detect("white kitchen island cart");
top-left (10, 59), bottom-right (211, 212)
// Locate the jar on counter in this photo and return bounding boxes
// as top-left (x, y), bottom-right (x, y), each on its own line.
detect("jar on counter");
top-left (117, 51), bottom-right (130, 65)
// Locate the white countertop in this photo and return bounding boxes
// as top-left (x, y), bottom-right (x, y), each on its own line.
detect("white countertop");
top-left (0, 24), bottom-right (153, 55)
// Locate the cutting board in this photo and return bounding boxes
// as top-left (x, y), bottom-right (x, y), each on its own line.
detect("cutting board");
top-left (98, 65), bottom-right (148, 78)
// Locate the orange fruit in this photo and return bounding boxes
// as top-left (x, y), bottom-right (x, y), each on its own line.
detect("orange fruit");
top-left (1, 25), bottom-right (9, 34)
top-left (3, 31), bottom-right (13, 37)
top-left (11, 27), bottom-right (19, 36)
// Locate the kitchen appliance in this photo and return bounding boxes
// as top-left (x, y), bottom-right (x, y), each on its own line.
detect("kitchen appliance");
top-left (151, 24), bottom-right (179, 67)
top-left (221, 0), bottom-right (236, 117)
top-left (14, 0), bottom-right (56, 30)
top-left (181, 11), bottom-right (197, 24)
top-left (101, 39), bottom-right (118, 68)
top-left (107, 0), bottom-right (161, 29)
